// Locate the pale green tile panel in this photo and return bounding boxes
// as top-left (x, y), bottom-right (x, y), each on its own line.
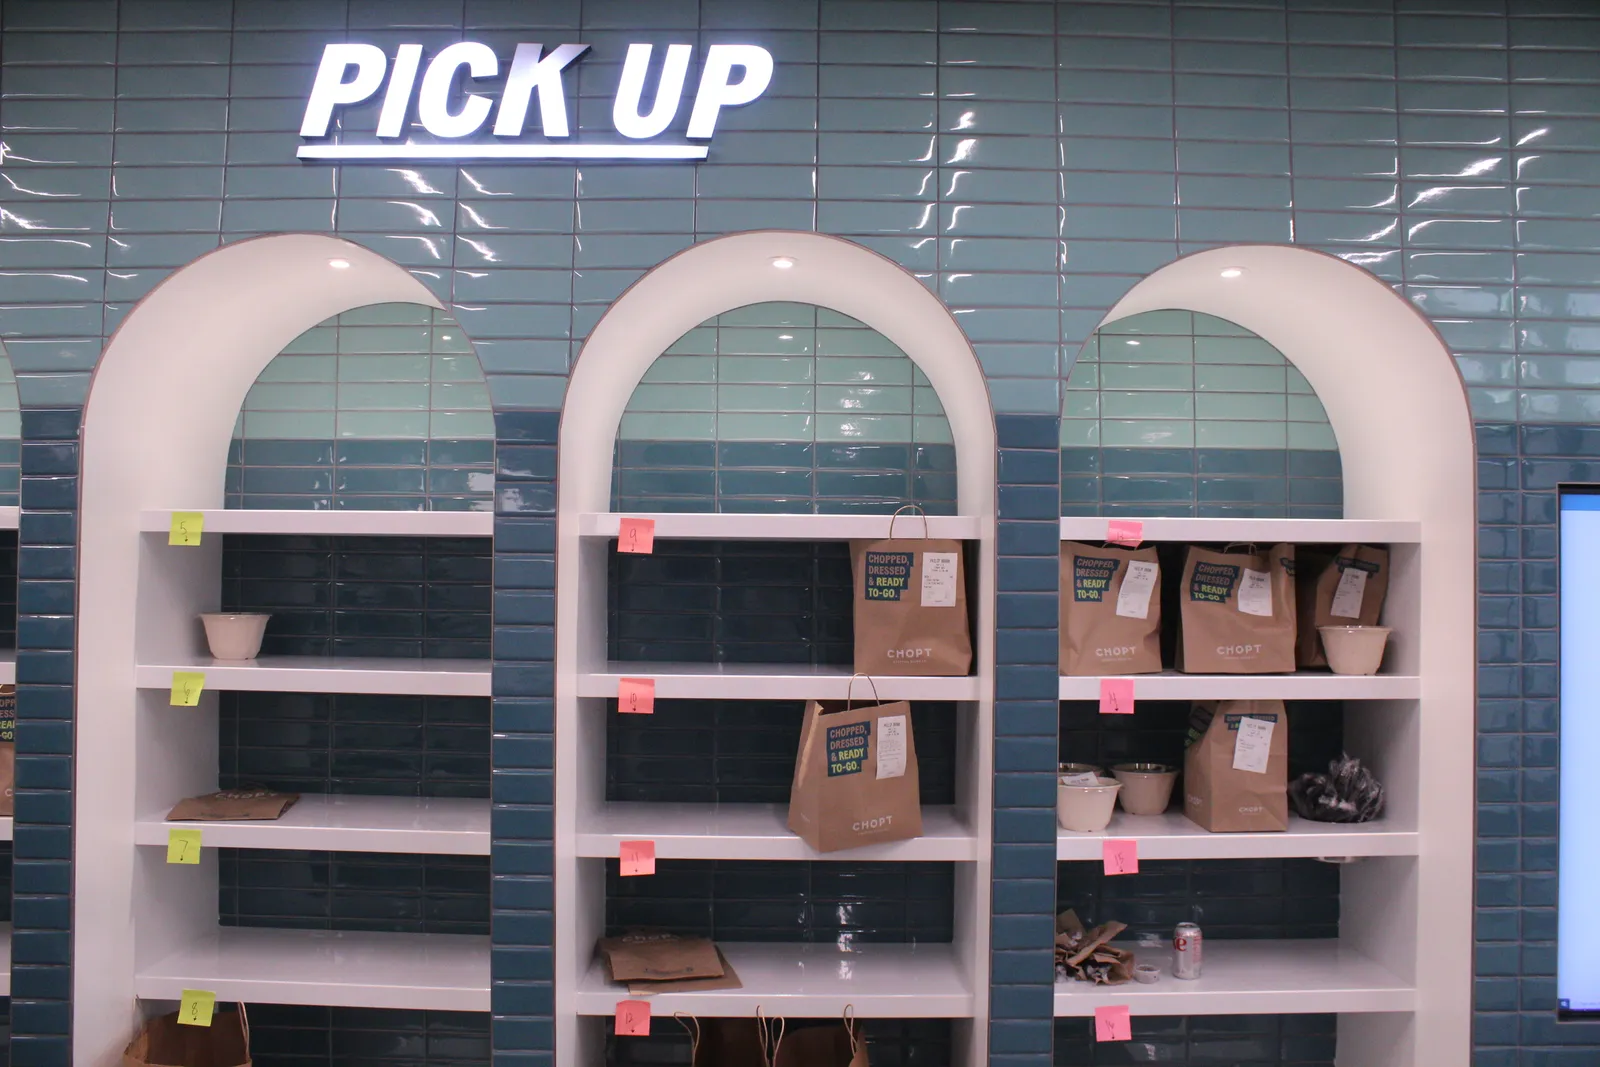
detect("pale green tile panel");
top-left (1101, 419), bottom-right (1195, 447)
top-left (1286, 367), bottom-right (1314, 394)
top-left (0, 359), bottom-right (15, 384)
top-left (818, 384), bottom-right (913, 414)
top-left (1063, 390), bottom-right (1100, 418)
top-left (1076, 336), bottom-right (1099, 362)
top-left (433, 353), bottom-right (488, 382)
top-left (256, 355), bottom-right (336, 383)
top-left (244, 410), bottom-right (336, 439)
top-left (816, 413), bottom-right (914, 442)
top-left (627, 384), bottom-right (717, 412)
top-left (432, 380), bottom-right (491, 409)
top-left (339, 383), bottom-right (431, 411)
top-left (817, 309), bottom-right (872, 329)
top-left (431, 410), bottom-right (496, 438)
top-left (1101, 390), bottom-right (1196, 419)
top-left (1101, 334), bottom-right (1193, 362)
top-left (719, 412), bottom-right (815, 441)
top-left (817, 356), bottom-right (913, 385)
top-left (0, 412), bottom-right (21, 438)
top-left (642, 355), bottom-right (718, 383)
top-left (341, 303), bottom-right (433, 326)
top-left (719, 327), bottom-right (814, 356)
top-left (1289, 422), bottom-right (1339, 450)
top-left (339, 354), bottom-right (431, 382)
top-left (1100, 310), bottom-right (1194, 335)
top-left (911, 366), bottom-right (931, 388)
top-left (914, 414), bottom-right (954, 444)
top-left (281, 326), bottom-right (338, 354)
top-left (914, 387), bottom-right (946, 415)
top-left (1065, 363), bottom-right (1100, 390)
top-left (1196, 420), bottom-right (1288, 448)
top-left (1196, 391), bottom-right (1288, 421)
top-left (1193, 312), bottom-right (1256, 337)
top-left (719, 356), bottom-right (816, 384)
top-left (246, 382), bottom-right (338, 410)
top-left (619, 412), bottom-right (717, 440)
top-left (816, 328), bottom-right (908, 357)
top-left (1195, 364), bottom-right (1287, 392)
top-left (1100, 361), bottom-right (1195, 390)
top-left (338, 325), bottom-right (434, 353)
top-left (1060, 418), bottom-right (1100, 446)
top-left (718, 302), bottom-right (817, 328)
top-left (1194, 336), bottom-right (1285, 364)
top-left (666, 327), bottom-right (718, 356)
top-left (1287, 394), bottom-right (1331, 422)
top-left (719, 384), bottom-right (817, 412)
top-left (432, 327), bottom-right (474, 353)
top-left (337, 410), bottom-right (430, 438)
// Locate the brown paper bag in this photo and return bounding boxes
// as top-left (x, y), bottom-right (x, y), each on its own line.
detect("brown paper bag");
top-left (1296, 544), bottom-right (1390, 668)
top-left (850, 508), bottom-right (971, 676)
top-left (1059, 542), bottom-right (1162, 675)
top-left (166, 789), bottom-right (299, 822)
top-left (0, 683), bottom-right (14, 818)
top-left (679, 1014), bottom-right (785, 1067)
top-left (1177, 544), bottom-right (1296, 674)
top-left (627, 950), bottom-right (743, 994)
top-left (775, 1011), bottom-right (870, 1067)
top-left (600, 931), bottom-right (725, 982)
top-left (788, 693), bottom-right (921, 852)
top-left (1183, 700), bottom-right (1290, 832)
top-left (123, 1007), bottom-right (251, 1067)
top-left (1055, 910), bottom-right (1136, 985)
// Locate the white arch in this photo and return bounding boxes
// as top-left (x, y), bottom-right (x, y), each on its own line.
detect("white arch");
top-left (553, 231), bottom-right (996, 1065)
top-left (1099, 245), bottom-right (1475, 1067)
top-left (73, 235), bottom-right (446, 1065)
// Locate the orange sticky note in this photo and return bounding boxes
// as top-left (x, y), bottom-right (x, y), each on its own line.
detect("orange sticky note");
top-left (618, 517), bottom-right (655, 554)
top-left (618, 677), bottom-right (655, 715)
top-left (1094, 1004), bottom-right (1132, 1042)
top-left (1107, 519), bottom-right (1143, 547)
top-left (620, 839), bottom-right (656, 877)
top-left (1099, 677), bottom-right (1134, 715)
top-left (1103, 839), bottom-right (1138, 876)
top-left (615, 998), bottom-right (651, 1037)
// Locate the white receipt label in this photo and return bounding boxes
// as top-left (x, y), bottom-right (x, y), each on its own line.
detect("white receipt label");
top-left (921, 552), bottom-right (958, 607)
top-left (1115, 560), bottom-right (1158, 620)
top-left (1232, 716), bottom-right (1275, 774)
top-left (877, 715), bottom-right (908, 780)
top-left (1330, 566), bottom-right (1368, 619)
top-left (1061, 772), bottom-right (1100, 786)
top-left (1237, 569), bottom-right (1273, 617)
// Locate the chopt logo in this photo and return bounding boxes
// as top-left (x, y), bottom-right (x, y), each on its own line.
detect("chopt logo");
top-left (298, 41), bottom-right (774, 162)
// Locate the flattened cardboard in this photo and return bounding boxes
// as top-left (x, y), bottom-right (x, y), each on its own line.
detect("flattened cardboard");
top-left (599, 931), bottom-right (725, 982)
top-left (166, 789), bottom-right (299, 822)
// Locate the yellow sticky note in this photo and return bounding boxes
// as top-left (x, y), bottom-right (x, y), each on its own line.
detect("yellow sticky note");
top-left (178, 988), bottom-right (216, 1027)
top-left (170, 671), bottom-right (205, 707)
top-left (169, 511), bottom-right (204, 547)
top-left (166, 828), bottom-right (202, 865)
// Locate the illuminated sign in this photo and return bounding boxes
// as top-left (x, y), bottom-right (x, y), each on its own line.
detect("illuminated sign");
top-left (297, 42), bottom-right (774, 162)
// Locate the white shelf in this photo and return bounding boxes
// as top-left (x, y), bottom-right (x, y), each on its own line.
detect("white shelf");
top-left (576, 803), bottom-right (977, 862)
top-left (1058, 671), bottom-right (1419, 701)
top-left (580, 663), bottom-right (980, 702)
top-left (135, 927), bottom-right (489, 1012)
top-left (581, 512), bottom-right (981, 541)
top-left (0, 507), bottom-right (17, 530)
top-left (1059, 517), bottom-right (1420, 544)
top-left (0, 649), bottom-right (14, 685)
top-left (0, 923), bottom-right (11, 996)
top-left (1056, 813), bottom-right (1418, 861)
top-left (0, 818), bottom-right (11, 842)
top-left (140, 509), bottom-right (492, 538)
top-left (1054, 939), bottom-right (1413, 1016)
top-left (575, 941), bottom-right (972, 1017)
top-left (137, 795), bottom-right (489, 856)
top-left (136, 656), bottom-right (491, 697)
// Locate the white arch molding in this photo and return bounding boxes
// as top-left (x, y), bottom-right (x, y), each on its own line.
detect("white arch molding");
top-left (554, 231), bottom-right (997, 1065)
top-left (73, 235), bottom-right (450, 1066)
top-left (1096, 245), bottom-right (1476, 1067)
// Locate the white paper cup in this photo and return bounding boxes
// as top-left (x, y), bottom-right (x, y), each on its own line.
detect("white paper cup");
top-left (1318, 625), bottom-right (1391, 676)
top-left (200, 613), bottom-right (270, 661)
top-left (1112, 763), bottom-right (1178, 816)
top-left (1057, 776), bottom-right (1121, 832)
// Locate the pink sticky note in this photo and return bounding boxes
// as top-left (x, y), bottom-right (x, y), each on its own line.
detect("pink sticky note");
top-left (615, 999), bottom-right (651, 1036)
top-left (1099, 677), bottom-right (1135, 715)
top-left (620, 840), bottom-right (656, 877)
top-left (618, 677), bottom-right (655, 715)
top-left (1107, 519), bottom-right (1143, 547)
top-left (1103, 839), bottom-right (1139, 876)
top-left (618, 517), bottom-right (656, 554)
top-left (1094, 1004), bottom-right (1132, 1042)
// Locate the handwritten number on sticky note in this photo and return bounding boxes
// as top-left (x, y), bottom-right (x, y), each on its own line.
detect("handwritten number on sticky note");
top-left (1099, 677), bottom-right (1134, 715)
top-left (615, 999), bottom-right (650, 1036)
top-left (1106, 519), bottom-right (1143, 547)
top-left (618, 517), bottom-right (655, 555)
top-left (169, 511), bottom-right (204, 547)
top-left (1094, 1004), bottom-right (1132, 1042)
top-left (620, 839), bottom-right (655, 876)
top-left (1103, 839), bottom-right (1138, 876)
top-left (167, 828), bottom-right (202, 865)
top-left (170, 671), bottom-right (205, 707)
top-left (618, 677), bottom-right (655, 715)
top-left (178, 989), bottom-right (216, 1028)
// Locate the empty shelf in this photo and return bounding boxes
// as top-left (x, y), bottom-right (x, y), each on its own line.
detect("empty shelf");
top-left (582, 512), bottom-right (981, 541)
top-left (1059, 517), bottom-right (1420, 544)
top-left (136, 656), bottom-right (491, 697)
top-left (581, 663), bottom-right (981, 702)
top-left (138, 795), bottom-right (489, 855)
top-left (1058, 671), bottom-right (1419, 701)
top-left (141, 509), bottom-right (492, 538)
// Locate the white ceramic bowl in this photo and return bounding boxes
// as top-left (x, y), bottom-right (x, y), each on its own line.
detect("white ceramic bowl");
top-left (200, 613), bottom-right (271, 661)
top-left (1112, 763), bottom-right (1178, 816)
top-left (1057, 776), bottom-right (1122, 832)
top-left (1318, 625), bottom-right (1391, 676)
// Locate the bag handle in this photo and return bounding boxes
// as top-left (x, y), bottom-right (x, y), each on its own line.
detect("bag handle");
top-left (1222, 542), bottom-right (1260, 555)
top-left (756, 1006), bottom-right (786, 1067)
top-left (673, 1013), bottom-right (700, 1060)
top-left (843, 1003), bottom-right (862, 1057)
top-left (237, 1003), bottom-right (249, 1049)
top-left (844, 673), bottom-right (881, 711)
top-left (887, 504), bottom-right (929, 541)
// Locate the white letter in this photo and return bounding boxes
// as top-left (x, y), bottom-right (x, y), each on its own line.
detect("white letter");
top-left (376, 43), bottom-right (423, 138)
top-left (687, 44), bottom-right (773, 139)
top-left (612, 43), bottom-right (692, 139)
top-left (494, 42), bottom-right (589, 138)
top-left (301, 43), bottom-right (388, 137)
top-left (418, 41), bottom-right (499, 139)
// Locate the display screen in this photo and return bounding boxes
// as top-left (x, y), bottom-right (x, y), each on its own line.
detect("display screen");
top-left (1559, 489), bottom-right (1600, 1011)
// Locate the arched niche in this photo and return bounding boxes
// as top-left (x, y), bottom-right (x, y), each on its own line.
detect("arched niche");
top-left (73, 235), bottom-right (461, 1067)
top-left (554, 231), bottom-right (996, 1067)
top-left (1097, 244), bottom-right (1475, 1067)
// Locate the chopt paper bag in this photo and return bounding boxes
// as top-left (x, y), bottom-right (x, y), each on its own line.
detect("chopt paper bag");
top-left (774, 1012), bottom-right (870, 1067)
top-left (1183, 700), bottom-right (1289, 832)
top-left (1178, 544), bottom-right (1296, 674)
top-left (599, 931), bottom-right (725, 982)
top-left (626, 950), bottom-right (743, 994)
top-left (789, 698), bottom-right (922, 852)
top-left (166, 789), bottom-right (299, 822)
top-left (1059, 542), bottom-right (1162, 675)
top-left (1296, 544), bottom-right (1390, 668)
top-left (123, 1007), bottom-right (251, 1067)
top-left (0, 684), bottom-right (13, 818)
top-left (681, 1016), bottom-right (785, 1067)
top-left (851, 510), bottom-right (971, 677)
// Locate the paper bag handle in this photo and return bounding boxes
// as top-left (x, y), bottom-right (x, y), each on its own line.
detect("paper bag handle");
top-left (756, 1006), bottom-right (786, 1067)
top-left (843, 1004), bottom-right (862, 1057)
top-left (887, 504), bottom-right (929, 541)
top-left (1222, 541), bottom-right (1261, 555)
top-left (673, 1013), bottom-right (700, 1059)
top-left (844, 674), bottom-right (882, 710)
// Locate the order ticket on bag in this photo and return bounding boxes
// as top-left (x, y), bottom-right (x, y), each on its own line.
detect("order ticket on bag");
top-left (1232, 716), bottom-right (1275, 774)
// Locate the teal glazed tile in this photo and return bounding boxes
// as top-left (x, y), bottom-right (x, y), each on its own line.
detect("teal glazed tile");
top-left (1058, 103), bottom-right (1177, 140)
top-left (1058, 69), bottom-right (1174, 106)
top-left (818, 98), bottom-right (935, 133)
top-left (1174, 5), bottom-right (1286, 43)
top-left (1289, 43), bottom-right (1397, 80)
top-left (1057, 35), bottom-right (1173, 72)
top-left (1175, 41), bottom-right (1288, 77)
top-left (942, 67), bottom-right (1056, 102)
top-left (819, 32), bottom-right (936, 67)
top-left (819, 65), bottom-right (937, 100)
top-left (1288, 10), bottom-right (1395, 46)
top-left (940, 34), bottom-right (1055, 70)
